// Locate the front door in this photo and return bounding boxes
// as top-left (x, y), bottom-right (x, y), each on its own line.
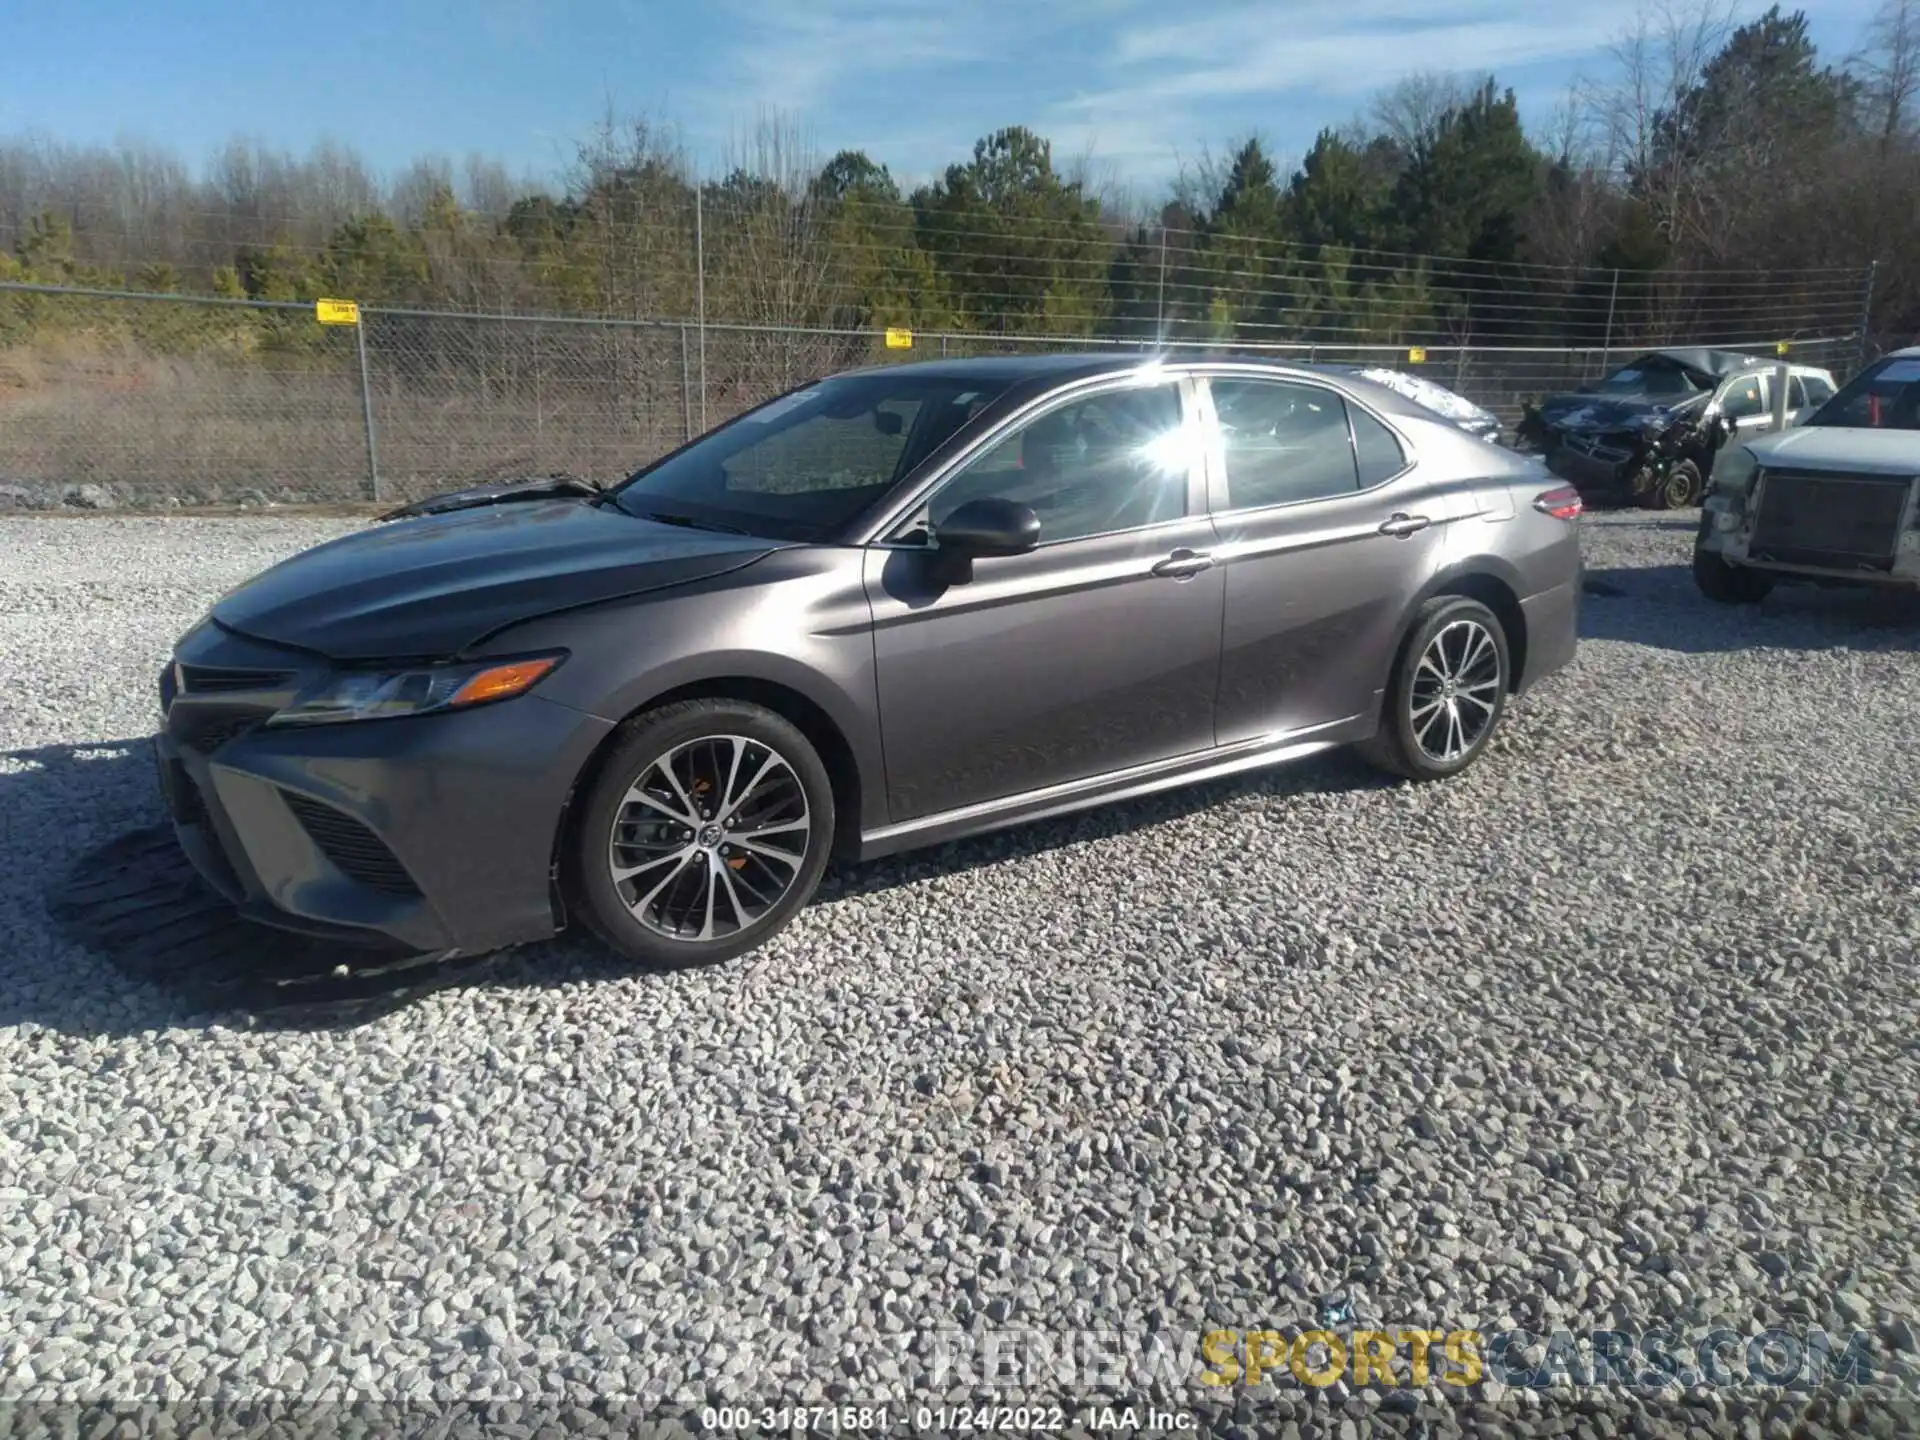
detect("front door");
top-left (865, 376), bottom-right (1224, 823)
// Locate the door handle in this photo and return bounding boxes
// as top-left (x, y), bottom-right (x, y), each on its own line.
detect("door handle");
top-left (1151, 548), bottom-right (1215, 579)
top-left (1378, 513), bottom-right (1432, 538)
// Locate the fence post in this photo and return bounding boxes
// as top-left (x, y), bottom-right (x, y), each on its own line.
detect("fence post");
top-left (1857, 259), bottom-right (1879, 374)
top-left (1156, 225), bottom-right (1168, 340)
top-left (1600, 267), bottom-right (1620, 379)
top-left (355, 310), bottom-right (380, 503)
top-left (679, 323), bottom-right (693, 442)
top-left (695, 189), bottom-right (708, 433)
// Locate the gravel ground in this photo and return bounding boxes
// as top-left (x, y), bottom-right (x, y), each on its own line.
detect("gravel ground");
top-left (2, 512), bottom-right (1917, 1435)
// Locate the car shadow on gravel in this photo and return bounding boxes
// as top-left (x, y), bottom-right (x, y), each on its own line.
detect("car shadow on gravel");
top-left (1580, 565), bottom-right (1920, 652)
top-left (7, 739), bottom-right (1398, 1037)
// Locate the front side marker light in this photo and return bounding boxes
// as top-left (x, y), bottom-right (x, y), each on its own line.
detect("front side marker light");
top-left (449, 657), bottom-right (561, 708)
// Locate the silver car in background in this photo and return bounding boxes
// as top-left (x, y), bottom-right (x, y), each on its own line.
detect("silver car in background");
top-left (1695, 347), bottom-right (1920, 602)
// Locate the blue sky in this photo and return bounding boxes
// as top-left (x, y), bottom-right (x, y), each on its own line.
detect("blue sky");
top-left (0, 0), bottom-right (1889, 197)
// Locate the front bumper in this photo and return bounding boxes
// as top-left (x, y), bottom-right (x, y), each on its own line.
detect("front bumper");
top-left (1699, 473), bottom-right (1920, 588)
top-left (154, 622), bottom-right (614, 957)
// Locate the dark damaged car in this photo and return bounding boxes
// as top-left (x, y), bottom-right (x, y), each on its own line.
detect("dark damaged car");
top-left (154, 354), bottom-right (1583, 971)
top-left (1518, 348), bottom-right (1837, 509)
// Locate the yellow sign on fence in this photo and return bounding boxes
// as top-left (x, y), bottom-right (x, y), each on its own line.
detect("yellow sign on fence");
top-left (1407, 346), bottom-right (1427, 364)
top-left (1776, 340), bottom-right (1791, 356)
top-left (315, 298), bottom-right (361, 326)
top-left (884, 327), bottom-right (913, 350)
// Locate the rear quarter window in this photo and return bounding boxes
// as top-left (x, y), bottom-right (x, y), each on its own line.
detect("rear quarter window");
top-left (1349, 405), bottom-right (1407, 485)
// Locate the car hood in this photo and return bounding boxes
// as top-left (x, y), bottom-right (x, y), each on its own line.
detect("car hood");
top-left (1741, 425), bottom-right (1920, 476)
top-left (1538, 393), bottom-right (1702, 433)
top-left (211, 498), bottom-right (780, 660)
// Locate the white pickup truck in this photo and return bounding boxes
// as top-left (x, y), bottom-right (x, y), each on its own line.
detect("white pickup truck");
top-left (1694, 347), bottom-right (1920, 601)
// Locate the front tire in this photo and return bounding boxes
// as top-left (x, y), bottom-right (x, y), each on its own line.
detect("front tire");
top-left (1654, 460), bottom-right (1704, 510)
top-left (1692, 546), bottom-right (1774, 605)
top-left (565, 699), bottom-right (835, 969)
top-left (1356, 596), bottom-right (1511, 783)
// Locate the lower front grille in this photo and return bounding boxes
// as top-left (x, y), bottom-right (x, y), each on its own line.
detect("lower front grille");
top-left (1749, 469), bottom-right (1913, 570)
top-left (281, 792), bottom-right (420, 897)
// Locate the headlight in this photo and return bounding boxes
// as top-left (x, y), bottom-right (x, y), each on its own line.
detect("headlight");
top-left (267, 653), bottom-right (564, 727)
top-left (1709, 445), bottom-right (1758, 494)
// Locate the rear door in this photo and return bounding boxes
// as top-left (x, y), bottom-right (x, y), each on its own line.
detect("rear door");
top-left (1198, 371), bottom-right (1462, 745)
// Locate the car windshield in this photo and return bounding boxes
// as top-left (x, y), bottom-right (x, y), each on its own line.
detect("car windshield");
top-left (1803, 356), bottom-right (1920, 430)
top-left (1589, 357), bottom-right (1712, 399)
top-left (608, 372), bottom-right (1014, 540)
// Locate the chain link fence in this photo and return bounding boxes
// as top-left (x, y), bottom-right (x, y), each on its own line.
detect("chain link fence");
top-left (0, 280), bottom-right (1873, 508)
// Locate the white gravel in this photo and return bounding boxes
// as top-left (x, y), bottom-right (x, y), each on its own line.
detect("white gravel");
top-left (2, 512), bottom-right (1918, 1433)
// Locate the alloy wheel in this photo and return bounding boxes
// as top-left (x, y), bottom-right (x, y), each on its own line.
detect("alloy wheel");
top-left (606, 734), bottom-right (812, 942)
top-left (1408, 619), bottom-right (1503, 764)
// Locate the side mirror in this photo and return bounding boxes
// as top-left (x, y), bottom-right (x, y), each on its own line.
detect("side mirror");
top-left (926, 498), bottom-right (1040, 584)
top-left (934, 498), bottom-right (1041, 558)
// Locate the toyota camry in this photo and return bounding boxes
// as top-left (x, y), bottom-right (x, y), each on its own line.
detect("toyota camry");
top-left (154, 354), bottom-right (1584, 968)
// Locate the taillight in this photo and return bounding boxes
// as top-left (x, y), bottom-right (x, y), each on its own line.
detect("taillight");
top-left (1533, 486), bottom-right (1584, 521)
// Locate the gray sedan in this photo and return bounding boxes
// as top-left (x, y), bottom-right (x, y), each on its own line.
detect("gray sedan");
top-left (154, 355), bottom-right (1584, 967)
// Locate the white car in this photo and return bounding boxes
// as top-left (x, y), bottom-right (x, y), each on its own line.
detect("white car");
top-left (1695, 347), bottom-right (1920, 601)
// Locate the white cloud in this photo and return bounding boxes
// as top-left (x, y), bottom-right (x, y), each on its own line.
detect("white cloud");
top-left (672, 0), bottom-right (1880, 183)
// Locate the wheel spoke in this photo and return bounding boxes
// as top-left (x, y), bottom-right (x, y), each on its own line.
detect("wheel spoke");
top-left (735, 816), bottom-right (809, 838)
top-left (714, 861), bottom-right (752, 928)
top-left (655, 760), bottom-right (702, 822)
top-left (622, 785), bottom-right (694, 826)
top-left (737, 836), bottom-right (803, 865)
top-left (632, 849), bottom-right (699, 912)
top-left (1446, 704), bottom-right (1465, 760)
top-left (722, 752), bottom-right (785, 823)
top-left (696, 854), bottom-right (720, 940)
top-left (611, 844), bottom-right (692, 884)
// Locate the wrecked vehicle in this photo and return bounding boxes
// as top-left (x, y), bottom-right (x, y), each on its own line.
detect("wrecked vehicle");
top-left (1695, 347), bottom-right (1920, 603)
top-left (1517, 348), bottom-right (1838, 509)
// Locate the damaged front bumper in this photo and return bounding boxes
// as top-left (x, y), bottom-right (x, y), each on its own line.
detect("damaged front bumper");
top-left (1699, 470), bottom-right (1920, 588)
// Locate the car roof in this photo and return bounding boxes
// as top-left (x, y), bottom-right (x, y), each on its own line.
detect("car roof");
top-left (833, 349), bottom-right (1449, 430)
top-left (840, 350), bottom-right (1443, 385)
top-left (837, 353), bottom-right (1145, 386)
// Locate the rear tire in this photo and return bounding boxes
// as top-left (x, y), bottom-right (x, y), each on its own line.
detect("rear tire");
top-left (1692, 546), bottom-right (1774, 605)
top-left (1356, 596), bottom-right (1511, 783)
top-left (564, 699), bottom-right (835, 969)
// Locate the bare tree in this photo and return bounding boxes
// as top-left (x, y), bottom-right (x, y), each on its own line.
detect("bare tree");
top-left (1369, 70), bottom-right (1496, 154)
top-left (1587, 0), bottom-right (1742, 264)
top-left (1853, 0), bottom-right (1920, 142)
